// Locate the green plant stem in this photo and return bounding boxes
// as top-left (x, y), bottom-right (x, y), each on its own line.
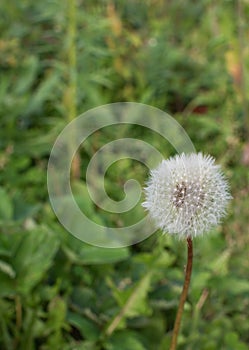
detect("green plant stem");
top-left (237, 0), bottom-right (249, 137)
top-left (169, 237), bottom-right (193, 350)
top-left (67, 0), bottom-right (77, 124)
top-left (66, 0), bottom-right (80, 179)
top-left (13, 295), bottom-right (22, 349)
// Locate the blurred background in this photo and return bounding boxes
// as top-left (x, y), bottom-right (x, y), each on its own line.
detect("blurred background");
top-left (0, 0), bottom-right (249, 349)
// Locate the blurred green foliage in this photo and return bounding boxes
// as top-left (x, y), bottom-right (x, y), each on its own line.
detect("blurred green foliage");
top-left (0, 0), bottom-right (249, 349)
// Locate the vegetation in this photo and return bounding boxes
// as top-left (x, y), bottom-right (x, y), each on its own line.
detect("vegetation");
top-left (0, 1), bottom-right (249, 349)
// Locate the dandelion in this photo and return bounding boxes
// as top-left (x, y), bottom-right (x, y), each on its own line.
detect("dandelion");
top-left (142, 152), bottom-right (231, 350)
top-left (143, 152), bottom-right (231, 239)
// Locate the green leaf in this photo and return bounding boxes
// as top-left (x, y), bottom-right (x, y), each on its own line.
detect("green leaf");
top-left (67, 311), bottom-right (100, 341)
top-left (78, 246), bottom-right (130, 264)
top-left (105, 331), bottom-right (146, 350)
top-left (224, 332), bottom-right (248, 350)
top-left (62, 244), bottom-right (130, 265)
top-left (23, 71), bottom-right (60, 116)
top-left (0, 272), bottom-right (15, 296)
top-left (71, 181), bottom-right (95, 217)
top-left (134, 251), bottom-right (175, 268)
top-left (209, 249), bottom-right (231, 276)
top-left (46, 296), bottom-right (67, 350)
top-left (12, 227), bottom-right (59, 294)
top-left (14, 56), bottom-right (39, 95)
top-left (70, 286), bottom-right (97, 311)
top-left (0, 260), bottom-right (16, 278)
top-left (0, 187), bottom-right (13, 221)
top-left (67, 341), bottom-right (98, 350)
top-left (47, 296), bottom-right (67, 332)
top-left (106, 271), bottom-right (152, 335)
top-left (211, 276), bottom-right (249, 296)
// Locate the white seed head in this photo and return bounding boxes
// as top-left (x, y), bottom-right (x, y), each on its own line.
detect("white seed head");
top-left (142, 153), bottom-right (232, 239)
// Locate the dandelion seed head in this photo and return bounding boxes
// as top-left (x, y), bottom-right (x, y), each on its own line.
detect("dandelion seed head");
top-left (142, 153), bottom-right (232, 239)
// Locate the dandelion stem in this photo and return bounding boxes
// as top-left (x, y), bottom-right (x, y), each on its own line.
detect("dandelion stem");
top-left (169, 237), bottom-right (193, 350)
